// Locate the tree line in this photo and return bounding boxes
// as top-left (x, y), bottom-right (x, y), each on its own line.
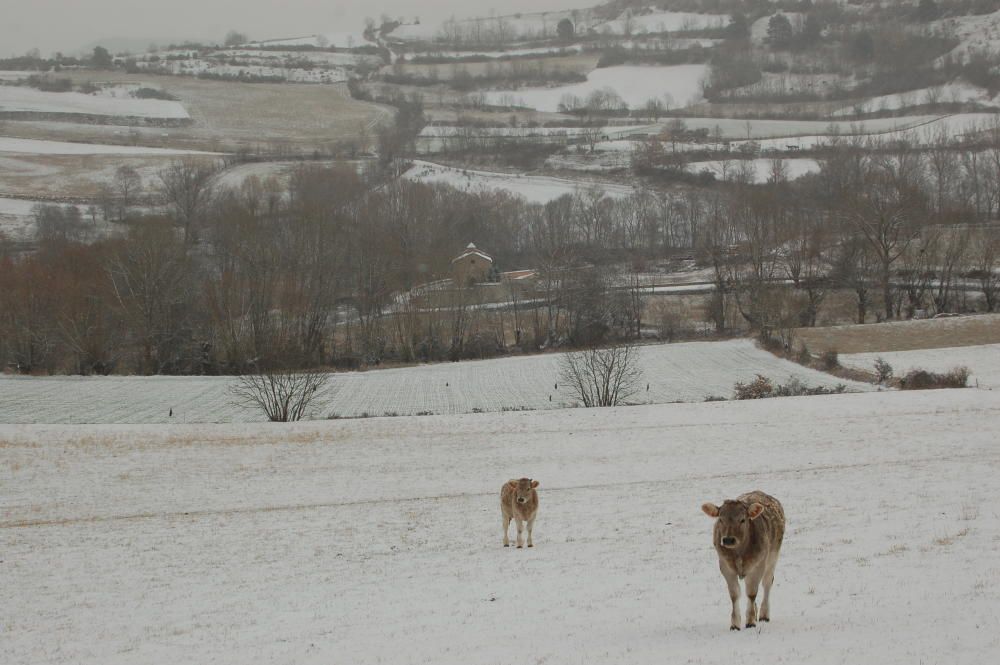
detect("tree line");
top-left (2, 130), bottom-right (999, 375)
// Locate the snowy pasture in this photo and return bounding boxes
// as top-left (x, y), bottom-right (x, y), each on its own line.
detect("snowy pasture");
top-left (246, 31), bottom-right (372, 49)
top-left (483, 64), bottom-right (708, 112)
top-left (833, 82), bottom-right (999, 116)
top-left (597, 10), bottom-right (728, 35)
top-left (841, 344), bottom-right (1000, 389)
top-left (402, 159), bottom-right (636, 203)
top-left (0, 137), bottom-right (213, 156)
top-left (688, 158), bottom-right (820, 183)
top-left (0, 340), bottom-right (869, 424)
top-left (2, 389), bottom-right (999, 664)
top-left (931, 9), bottom-right (1000, 62)
top-left (0, 85), bottom-right (189, 119)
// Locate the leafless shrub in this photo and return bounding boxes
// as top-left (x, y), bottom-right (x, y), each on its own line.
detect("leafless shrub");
top-left (900, 366), bottom-right (970, 390)
top-left (821, 349), bottom-right (840, 370)
top-left (734, 374), bottom-right (774, 400)
top-left (874, 357), bottom-right (894, 384)
top-left (231, 368), bottom-right (328, 421)
top-left (558, 343), bottom-right (642, 407)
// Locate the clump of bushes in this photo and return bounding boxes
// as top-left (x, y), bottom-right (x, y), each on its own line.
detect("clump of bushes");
top-left (133, 87), bottom-right (178, 101)
top-left (734, 374), bottom-right (847, 400)
top-left (734, 374), bottom-right (774, 400)
top-left (899, 367), bottom-right (970, 390)
top-left (873, 357), bottom-right (894, 384)
top-left (821, 349), bottom-right (840, 370)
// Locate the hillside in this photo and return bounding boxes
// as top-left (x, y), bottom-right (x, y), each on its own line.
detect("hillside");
top-left (4, 389), bottom-right (999, 663)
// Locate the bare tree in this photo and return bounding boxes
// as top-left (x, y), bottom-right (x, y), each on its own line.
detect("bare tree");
top-left (114, 165), bottom-right (142, 221)
top-left (231, 368), bottom-right (328, 421)
top-left (159, 159), bottom-right (218, 245)
top-left (106, 222), bottom-right (192, 374)
top-left (558, 342), bottom-right (643, 407)
top-left (841, 165), bottom-right (925, 320)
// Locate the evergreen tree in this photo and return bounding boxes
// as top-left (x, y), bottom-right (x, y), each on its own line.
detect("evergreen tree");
top-left (766, 14), bottom-right (794, 49)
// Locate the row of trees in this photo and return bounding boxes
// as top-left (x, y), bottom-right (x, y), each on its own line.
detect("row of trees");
top-left (2, 127), bottom-right (999, 375)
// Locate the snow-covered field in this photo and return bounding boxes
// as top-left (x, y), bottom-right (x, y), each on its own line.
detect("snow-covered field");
top-left (404, 45), bottom-right (584, 60)
top-left (0, 340), bottom-right (869, 424)
top-left (3, 389), bottom-right (999, 664)
top-left (649, 115), bottom-right (944, 140)
top-left (841, 344), bottom-right (1000, 389)
top-left (688, 158), bottom-right (820, 183)
top-left (0, 137), bottom-right (211, 156)
top-left (931, 9), bottom-right (1000, 62)
top-left (597, 10), bottom-right (727, 35)
top-left (0, 85), bottom-right (189, 119)
top-left (484, 64), bottom-right (708, 112)
top-left (403, 159), bottom-right (636, 203)
top-left (833, 82), bottom-right (999, 116)
top-left (246, 31), bottom-right (372, 49)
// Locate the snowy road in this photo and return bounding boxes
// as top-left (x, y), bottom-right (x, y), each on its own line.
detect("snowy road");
top-left (3, 389), bottom-right (999, 664)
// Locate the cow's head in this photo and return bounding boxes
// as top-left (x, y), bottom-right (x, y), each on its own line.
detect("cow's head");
top-left (508, 478), bottom-right (539, 504)
top-left (701, 499), bottom-right (764, 549)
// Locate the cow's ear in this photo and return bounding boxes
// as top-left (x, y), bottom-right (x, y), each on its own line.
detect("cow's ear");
top-left (507, 479), bottom-right (518, 489)
top-left (530, 480), bottom-right (539, 489)
top-left (748, 503), bottom-right (765, 520)
top-left (701, 503), bottom-right (720, 518)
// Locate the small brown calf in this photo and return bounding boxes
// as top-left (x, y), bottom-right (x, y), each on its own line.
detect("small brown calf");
top-left (702, 491), bottom-right (785, 630)
top-left (501, 478), bottom-right (539, 548)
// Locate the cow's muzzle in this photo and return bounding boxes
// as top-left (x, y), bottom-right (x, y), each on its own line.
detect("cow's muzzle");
top-left (721, 537), bottom-right (737, 548)
top-left (517, 498), bottom-right (527, 504)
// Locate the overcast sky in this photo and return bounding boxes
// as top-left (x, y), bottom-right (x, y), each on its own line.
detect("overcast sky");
top-left (3, 0), bottom-right (581, 56)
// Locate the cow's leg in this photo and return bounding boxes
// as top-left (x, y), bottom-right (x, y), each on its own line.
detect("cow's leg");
top-left (760, 554), bottom-right (779, 622)
top-left (515, 518), bottom-right (525, 548)
top-left (744, 566), bottom-right (764, 629)
top-left (502, 514), bottom-right (511, 547)
top-left (720, 561), bottom-right (741, 631)
top-left (526, 516), bottom-right (535, 548)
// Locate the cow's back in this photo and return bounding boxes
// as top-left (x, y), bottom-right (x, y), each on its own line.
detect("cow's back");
top-left (739, 491), bottom-right (785, 550)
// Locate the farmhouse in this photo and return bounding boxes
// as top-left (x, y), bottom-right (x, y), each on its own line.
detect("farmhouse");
top-left (452, 243), bottom-right (494, 284)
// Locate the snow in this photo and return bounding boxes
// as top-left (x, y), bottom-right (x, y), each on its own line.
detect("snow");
top-left (0, 339), bottom-right (870, 424)
top-left (737, 113), bottom-right (1000, 151)
top-left (931, 9), bottom-right (1000, 63)
top-left (246, 31), bottom-right (372, 49)
top-left (0, 85), bottom-right (189, 119)
top-left (833, 82), bottom-right (1000, 116)
top-left (133, 58), bottom-right (350, 84)
top-left (643, 115), bottom-right (945, 140)
top-left (404, 45), bottom-right (584, 60)
top-left (688, 158), bottom-right (820, 183)
top-left (3, 388), bottom-right (999, 664)
top-left (0, 137), bottom-right (212, 156)
top-left (598, 10), bottom-right (728, 35)
top-left (0, 197), bottom-right (86, 241)
top-left (841, 344), bottom-right (1000, 389)
top-left (0, 71), bottom-right (36, 81)
top-left (389, 12), bottom-right (583, 43)
top-left (403, 159), bottom-right (636, 203)
top-left (483, 64), bottom-right (708, 112)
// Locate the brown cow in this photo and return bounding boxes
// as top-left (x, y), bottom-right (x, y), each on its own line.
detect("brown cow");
top-left (702, 491), bottom-right (785, 630)
top-left (501, 478), bottom-right (539, 548)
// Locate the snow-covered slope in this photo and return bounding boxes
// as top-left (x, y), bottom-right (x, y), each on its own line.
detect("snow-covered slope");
top-left (403, 159), bottom-right (636, 203)
top-left (0, 339), bottom-right (869, 424)
top-left (0, 85), bottom-right (189, 119)
top-left (841, 343), bottom-right (1000, 389)
top-left (3, 389), bottom-right (999, 664)
top-left (483, 64), bottom-right (708, 112)
top-left (0, 137), bottom-right (212, 155)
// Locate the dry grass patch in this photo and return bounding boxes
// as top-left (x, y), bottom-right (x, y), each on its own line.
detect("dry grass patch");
top-left (794, 314), bottom-right (1000, 355)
